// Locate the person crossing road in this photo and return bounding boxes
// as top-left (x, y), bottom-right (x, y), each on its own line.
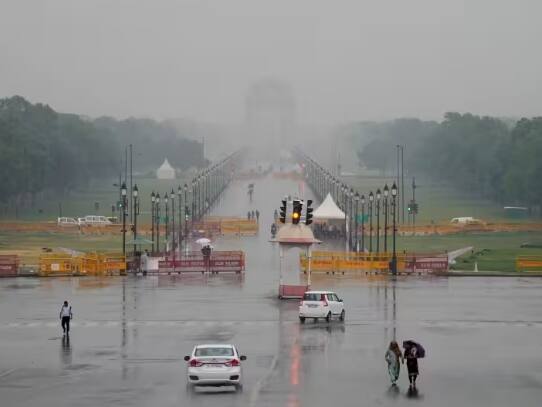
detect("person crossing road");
top-left (59, 300), bottom-right (73, 335)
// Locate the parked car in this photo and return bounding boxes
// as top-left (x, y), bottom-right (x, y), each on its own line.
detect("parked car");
top-left (184, 344), bottom-right (246, 391)
top-left (299, 291), bottom-right (345, 323)
top-left (57, 217), bottom-right (78, 227)
top-left (83, 215), bottom-right (112, 226)
top-left (77, 217), bottom-right (87, 226)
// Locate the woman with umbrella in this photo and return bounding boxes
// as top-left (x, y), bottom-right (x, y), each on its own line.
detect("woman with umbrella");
top-left (403, 340), bottom-right (425, 388)
top-left (385, 341), bottom-right (403, 385)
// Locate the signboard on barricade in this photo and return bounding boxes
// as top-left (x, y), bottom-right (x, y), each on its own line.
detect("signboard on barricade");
top-left (404, 258), bottom-right (448, 273)
top-left (158, 251), bottom-right (245, 273)
top-left (0, 255), bottom-right (19, 277)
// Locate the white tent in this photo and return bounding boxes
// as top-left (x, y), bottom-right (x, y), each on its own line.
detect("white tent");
top-left (313, 193), bottom-right (346, 220)
top-left (156, 158), bottom-right (175, 179)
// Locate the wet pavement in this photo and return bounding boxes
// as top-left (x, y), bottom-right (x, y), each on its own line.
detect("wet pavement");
top-left (1, 174), bottom-right (542, 406)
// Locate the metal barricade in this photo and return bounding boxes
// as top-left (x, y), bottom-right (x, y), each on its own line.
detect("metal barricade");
top-left (300, 251), bottom-right (447, 274)
top-left (39, 253), bottom-right (75, 276)
top-left (0, 255), bottom-right (19, 277)
top-left (516, 255), bottom-right (542, 272)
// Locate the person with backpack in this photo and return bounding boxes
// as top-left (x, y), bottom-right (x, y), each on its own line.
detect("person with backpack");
top-left (59, 300), bottom-right (73, 335)
top-left (385, 341), bottom-right (403, 385)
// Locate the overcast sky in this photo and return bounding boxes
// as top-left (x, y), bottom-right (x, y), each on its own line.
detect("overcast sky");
top-left (1, 0), bottom-right (541, 124)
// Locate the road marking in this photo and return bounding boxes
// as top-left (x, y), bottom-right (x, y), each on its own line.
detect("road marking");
top-left (249, 353), bottom-right (279, 407)
top-left (0, 368), bottom-right (17, 379)
top-left (2, 319), bottom-right (542, 329)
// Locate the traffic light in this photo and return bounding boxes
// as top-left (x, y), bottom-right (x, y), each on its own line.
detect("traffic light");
top-left (408, 201), bottom-right (419, 215)
top-left (305, 199), bottom-right (313, 225)
top-left (292, 199), bottom-right (303, 225)
top-left (279, 199), bottom-right (287, 223)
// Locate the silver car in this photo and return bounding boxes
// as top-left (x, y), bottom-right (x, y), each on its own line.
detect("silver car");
top-left (184, 344), bottom-right (247, 392)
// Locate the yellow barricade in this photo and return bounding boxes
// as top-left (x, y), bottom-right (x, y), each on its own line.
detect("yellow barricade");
top-left (99, 252), bottom-right (127, 275)
top-left (221, 219), bottom-right (259, 235)
top-left (39, 253), bottom-right (75, 276)
top-left (300, 251), bottom-right (406, 273)
top-left (516, 256), bottom-right (542, 272)
top-left (40, 252), bottom-right (125, 276)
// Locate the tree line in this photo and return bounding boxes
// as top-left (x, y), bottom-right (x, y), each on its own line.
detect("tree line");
top-left (0, 96), bottom-right (204, 205)
top-left (356, 113), bottom-right (542, 208)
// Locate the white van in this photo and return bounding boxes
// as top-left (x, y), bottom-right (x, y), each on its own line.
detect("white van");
top-left (450, 217), bottom-right (483, 225)
top-left (57, 217), bottom-right (78, 227)
top-left (83, 215), bottom-right (112, 226)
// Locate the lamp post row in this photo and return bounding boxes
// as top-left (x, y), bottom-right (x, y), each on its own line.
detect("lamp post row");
top-left (120, 151), bottom-right (239, 260)
top-left (296, 151), bottom-right (399, 274)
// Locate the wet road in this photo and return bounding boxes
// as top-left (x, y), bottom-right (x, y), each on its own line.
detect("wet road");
top-left (1, 174), bottom-right (542, 407)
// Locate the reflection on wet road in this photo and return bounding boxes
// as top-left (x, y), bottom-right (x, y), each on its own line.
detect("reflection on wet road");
top-left (1, 175), bottom-right (542, 406)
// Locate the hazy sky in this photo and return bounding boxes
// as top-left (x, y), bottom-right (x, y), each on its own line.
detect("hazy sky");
top-left (1, 0), bottom-right (541, 124)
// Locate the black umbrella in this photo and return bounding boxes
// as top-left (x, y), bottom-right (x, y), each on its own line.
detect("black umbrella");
top-left (403, 340), bottom-right (426, 358)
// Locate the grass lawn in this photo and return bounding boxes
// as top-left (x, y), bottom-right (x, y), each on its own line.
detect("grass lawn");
top-left (1, 175), bottom-right (191, 223)
top-left (0, 231), bottom-right (121, 264)
top-left (396, 231), bottom-right (542, 272)
top-left (344, 174), bottom-right (526, 224)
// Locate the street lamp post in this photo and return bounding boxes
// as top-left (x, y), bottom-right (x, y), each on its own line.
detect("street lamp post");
top-left (177, 186), bottom-right (182, 250)
top-left (170, 189), bottom-right (175, 273)
top-left (151, 192), bottom-right (155, 254)
top-left (383, 184), bottom-right (389, 252)
top-left (184, 184), bottom-right (189, 248)
top-left (354, 192), bottom-right (360, 252)
top-left (132, 184), bottom-right (139, 256)
top-left (191, 178), bottom-right (196, 226)
top-left (121, 182), bottom-right (127, 256)
top-left (164, 193), bottom-right (169, 253)
top-left (376, 188), bottom-right (381, 253)
top-left (391, 183), bottom-right (398, 274)
top-left (156, 194), bottom-right (160, 254)
top-left (349, 188), bottom-right (354, 250)
top-left (369, 191), bottom-right (374, 252)
top-left (361, 194), bottom-right (365, 252)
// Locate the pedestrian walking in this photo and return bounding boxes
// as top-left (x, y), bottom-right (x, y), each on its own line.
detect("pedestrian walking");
top-left (385, 341), bottom-right (403, 385)
top-left (59, 300), bottom-right (73, 335)
top-left (274, 209), bottom-right (278, 221)
top-left (251, 210), bottom-right (255, 220)
top-left (247, 211), bottom-right (251, 220)
top-left (403, 340), bottom-right (423, 388)
top-left (255, 210), bottom-right (260, 222)
top-left (141, 249), bottom-right (149, 275)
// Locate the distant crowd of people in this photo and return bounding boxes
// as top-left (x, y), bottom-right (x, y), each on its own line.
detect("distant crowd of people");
top-left (312, 222), bottom-right (346, 240)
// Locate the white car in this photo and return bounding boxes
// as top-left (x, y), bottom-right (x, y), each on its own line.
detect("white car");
top-left (77, 217), bottom-right (87, 226)
top-left (184, 344), bottom-right (246, 391)
top-left (299, 291), bottom-right (345, 323)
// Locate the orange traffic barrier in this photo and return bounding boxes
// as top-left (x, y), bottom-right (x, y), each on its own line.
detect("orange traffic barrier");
top-left (516, 256), bottom-right (542, 272)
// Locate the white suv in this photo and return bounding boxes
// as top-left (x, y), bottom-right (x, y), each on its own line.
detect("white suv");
top-left (299, 291), bottom-right (345, 323)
